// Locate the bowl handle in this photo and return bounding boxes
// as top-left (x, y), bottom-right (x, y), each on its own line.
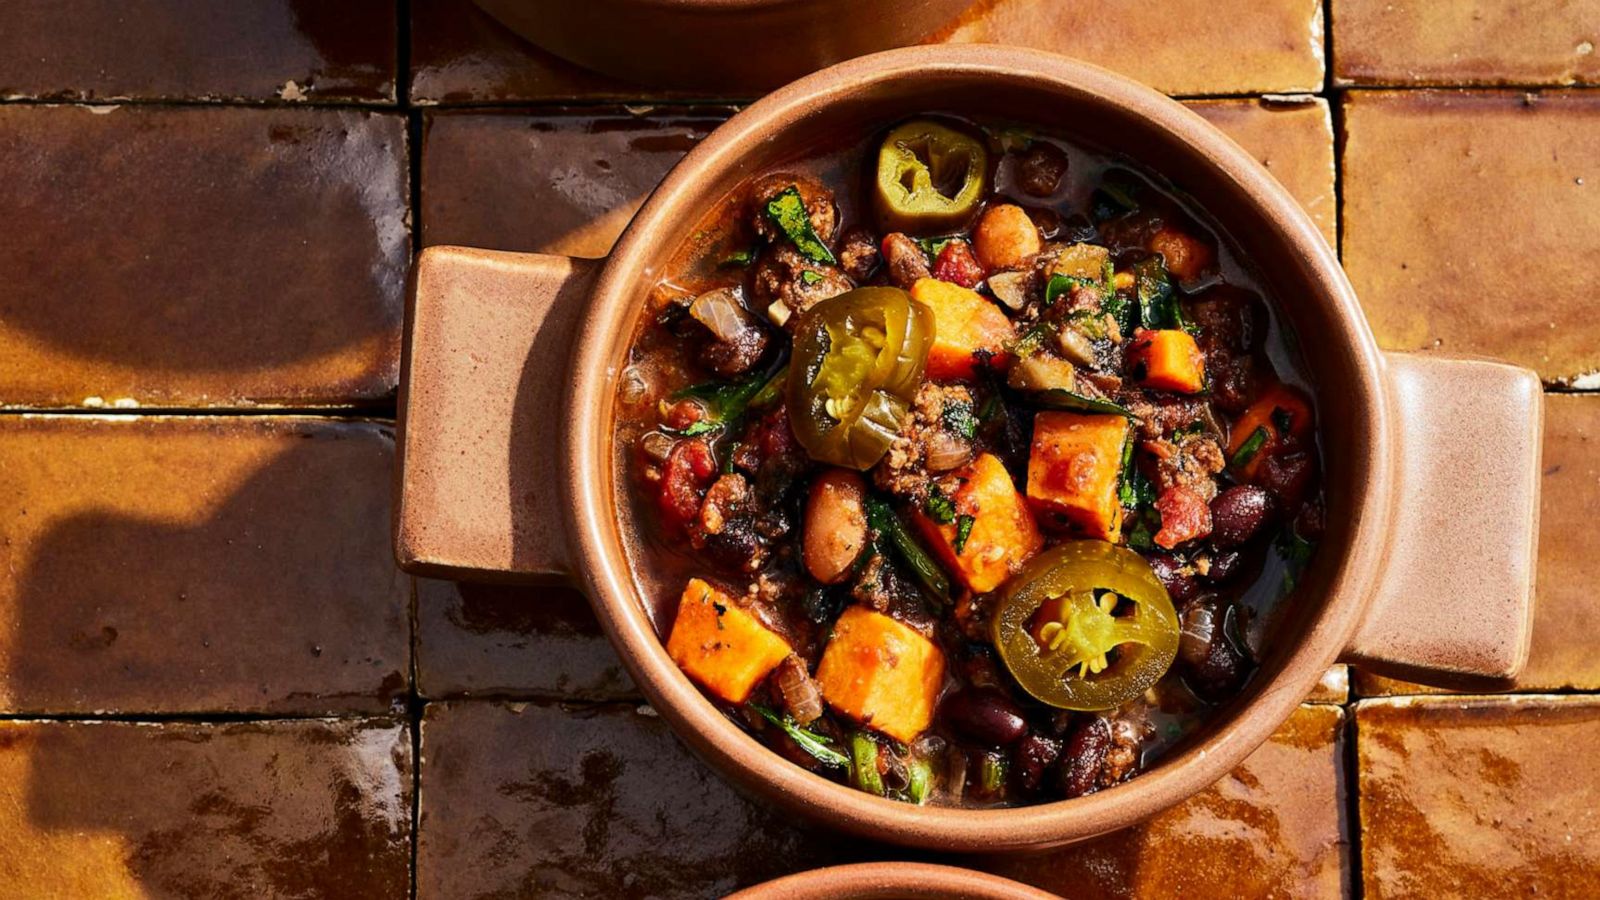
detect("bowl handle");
top-left (1339, 351), bottom-right (1543, 686)
top-left (394, 246), bottom-right (600, 584)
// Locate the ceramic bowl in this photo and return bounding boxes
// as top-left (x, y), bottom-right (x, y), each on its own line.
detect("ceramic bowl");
top-left (473, 0), bottom-right (974, 92)
top-left (394, 46), bottom-right (1542, 851)
top-left (724, 862), bottom-right (1060, 899)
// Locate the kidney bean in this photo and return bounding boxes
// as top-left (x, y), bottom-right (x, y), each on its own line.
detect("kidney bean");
top-left (1057, 716), bottom-right (1111, 798)
top-left (1178, 597), bottom-right (1221, 668)
top-left (1013, 732), bottom-right (1062, 793)
top-left (940, 686), bottom-right (1028, 747)
top-left (1258, 450), bottom-right (1314, 508)
top-left (1209, 485), bottom-right (1275, 549)
top-left (1147, 552), bottom-right (1198, 603)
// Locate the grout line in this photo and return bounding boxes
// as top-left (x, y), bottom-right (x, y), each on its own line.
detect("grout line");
top-left (0, 94), bottom-right (401, 111)
top-left (0, 711), bottom-right (406, 724)
top-left (1343, 706), bottom-right (1365, 898)
top-left (0, 405), bottom-right (398, 419)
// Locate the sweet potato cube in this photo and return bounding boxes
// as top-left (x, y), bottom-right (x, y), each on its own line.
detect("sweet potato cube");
top-left (815, 606), bottom-right (945, 743)
top-left (1027, 411), bottom-right (1130, 541)
top-left (910, 277), bottom-right (1014, 380)
top-left (1129, 329), bottom-right (1206, 393)
top-left (913, 452), bottom-right (1044, 593)
top-left (666, 578), bottom-right (792, 704)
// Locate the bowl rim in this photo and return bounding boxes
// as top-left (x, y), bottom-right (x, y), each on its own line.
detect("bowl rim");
top-left (723, 862), bottom-right (1061, 899)
top-left (566, 45), bottom-right (1391, 849)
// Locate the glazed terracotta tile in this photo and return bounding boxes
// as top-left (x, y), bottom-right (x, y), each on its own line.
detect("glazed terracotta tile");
top-left (1186, 97), bottom-right (1337, 247)
top-left (1332, 0), bottom-right (1600, 87)
top-left (933, 0), bottom-right (1325, 96)
top-left (1357, 394), bottom-right (1600, 696)
top-left (0, 0), bottom-right (398, 103)
top-left (410, 0), bottom-right (705, 104)
top-left (415, 579), bottom-right (636, 700)
top-left (977, 705), bottom-right (1348, 898)
top-left (0, 416), bottom-right (408, 714)
top-left (0, 717), bottom-right (411, 897)
top-left (417, 701), bottom-right (856, 899)
top-left (420, 109), bottom-right (726, 258)
top-left (1341, 90), bottom-right (1600, 385)
top-left (0, 104), bottom-right (407, 408)
top-left (1309, 665), bottom-right (1350, 704)
top-left (1357, 695), bottom-right (1600, 898)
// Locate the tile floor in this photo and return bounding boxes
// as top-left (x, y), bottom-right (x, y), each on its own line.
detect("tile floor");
top-left (0, 1), bottom-right (1594, 896)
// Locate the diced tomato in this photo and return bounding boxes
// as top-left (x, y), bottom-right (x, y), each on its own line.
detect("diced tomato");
top-left (1153, 485), bottom-right (1212, 549)
top-left (932, 239), bottom-right (985, 289)
top-left (659, 438), bottom-right (716, 530)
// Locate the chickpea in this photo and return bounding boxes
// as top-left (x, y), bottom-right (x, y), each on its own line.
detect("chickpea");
top-left (972, 203), bottom-right (1043, 272)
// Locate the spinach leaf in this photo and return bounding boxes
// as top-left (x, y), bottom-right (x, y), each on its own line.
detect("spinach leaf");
top-left (753, 705), bottom-right (849, 769)
top-left (765, 186), bottom-right (836, 265)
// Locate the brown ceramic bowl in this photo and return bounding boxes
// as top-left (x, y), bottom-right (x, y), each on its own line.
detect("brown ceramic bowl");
top-left (724, 862), bottom-right (1060, 899)
top-left (395, 46), bottom-right (1543, 851)
top-left (472, 0), bottom-right (973, 92)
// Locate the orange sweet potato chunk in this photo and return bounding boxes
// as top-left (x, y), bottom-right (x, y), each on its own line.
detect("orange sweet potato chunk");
top-left (1027, 411), bottom-right (1130, 541)
top-left (1129, 328), bottom-right (1206, 394)
top-left (1227, 382), bottom-right (1314, 479)
top-left (666, 578), bottom-right (792, 704)
top-left (914, 452), bottom-right (1044, 593)
top-left (815, 606), bottom-right (945, 743)
top-left (910, 277), bottom-right (1014, 380)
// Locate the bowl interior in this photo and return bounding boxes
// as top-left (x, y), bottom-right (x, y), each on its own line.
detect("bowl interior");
top-left (569, 47), bottom-right (1387, 849)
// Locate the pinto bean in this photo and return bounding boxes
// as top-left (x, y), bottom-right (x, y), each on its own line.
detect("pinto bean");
top-left (881, 232), bottom-right (931, 289)
top-left (802, 469), bottom-right (868, 584)
top-left (1209, 485), bottom-right (1275, 549)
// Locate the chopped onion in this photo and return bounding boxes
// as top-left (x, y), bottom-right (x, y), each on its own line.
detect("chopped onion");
top-left (1056, 325), bottom-right (1098, 368)
top-left (640, 431), bottom-right (676, 463)
top-left (925, 432), bottom-right (974, 472)
top-left (690, 287), bottom-right (758, 345)
top-left (987, 270), bottom-right (1031, 310)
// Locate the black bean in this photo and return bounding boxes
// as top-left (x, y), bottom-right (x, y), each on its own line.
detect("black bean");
top-left (1209, 485), bottom-right (1275, 549)
top-left (1013, 732), bottom-right (1062, 793)
top-left (1201, 549), bottom-right (1244, 583)
top-left (1016, 141), bottom-right (1069, 197)
top-left (940, 686), bottom-right (1028, 747)
top-left (1178, 599), bottom-right (1251, 701)
top-left (1147, 552), bottom-right (1198, 602)
top-left (1057, 716), bottom-right (1110, 798)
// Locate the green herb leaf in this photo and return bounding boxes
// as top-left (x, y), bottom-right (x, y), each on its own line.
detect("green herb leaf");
top-left (864, 496), bottom-right (951, 604)
top-left (765, 186), bottom-right (836, 265)
top-left (924, 486), bottom-right (957, 525)
top-left (670, 361), bottom-right (788, 435)
top-left (850, 732), bottom-right (885, 795)
top-left (1033, 388), bottom-right (1134, 418)
top-left (978, 752), bottom-right (1008, 793)
top-left (941, 398), bottom-right (978, 439)
top-left (1009, 322), bottom-right (1052, 359)
top-left (1126, 509), bottom-right (1158, 551)
top-left (952, 514), bottom-right (976, 555)
top-left (1173, 420), bottom-right (1207, 440)
top-left (753, 705), bottom-right (849, 769)
top-left (719, 246), bottom-right (756, 268)
top-left (1091, 173), bottom-right (1142, 221)
top-left (917, 235), bottom-right (959, 261)
top-left (904, 757), bottom-right (934, 805)
top-left (1274, 527), bottom-right (1315, 595)
top-left (801, 269), bottom-right (823, 285)
top-left (1229, 426), bottom-right (1270, 469)
top-left (1134, 256), bottom-right (1179, 330)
